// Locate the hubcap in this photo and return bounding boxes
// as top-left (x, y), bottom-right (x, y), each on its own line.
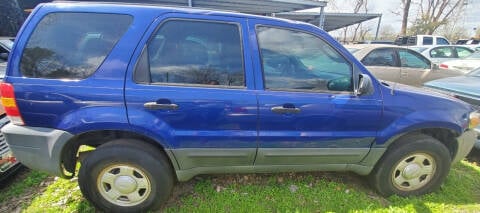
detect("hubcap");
top-left (97, 164), bottom-right (151, 207)
top-left (392, 153), bottom-right (436, 191)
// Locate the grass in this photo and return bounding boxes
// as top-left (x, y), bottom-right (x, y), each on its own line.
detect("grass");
top-left (0, 170), bottom-right (48, 203)
top-left (3, 160), bottom-right (480, 212)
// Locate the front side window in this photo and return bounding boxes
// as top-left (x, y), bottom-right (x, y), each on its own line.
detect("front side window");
top-left (456, 47), bottom-right (474, 58)
top-left (139, 20), bottom-right (244, 87)
top-left (257, 26), bottom-right (352, 92)
top-left (436, 38), bottom-right (449, 45)
top-left (20, 13), bottom-right (132, 79)
top-left (430, 47), bottom-right (454, 58)
top-left (362, 48), bottom-right (396, 67)
top-left (398, 49), bottom-right (430, 69)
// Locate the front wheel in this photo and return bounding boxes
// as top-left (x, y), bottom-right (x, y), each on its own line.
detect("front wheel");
top-left (369, 134), bottom-right (451, 196)
top-left (78, 139), bottom-right (174, 212)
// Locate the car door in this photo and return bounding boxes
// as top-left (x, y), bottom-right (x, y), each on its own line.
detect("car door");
top-left (398, 48), bottom-right (434, 86)
top-left (249, 22), bottom-right (382, 166)
top-left (360, 48), bottom-right (401, 83)
top-left (125, 14), bottom-right (258, 170)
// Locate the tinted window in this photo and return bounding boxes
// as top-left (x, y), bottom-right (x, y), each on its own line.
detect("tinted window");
top-left (257, 27), bottom-right (352, 92)
top-left (456, 47), bottom-right (474, 58)
top-left (422, 37), bottom-right (433, 45)
top-left (140, 20), bottom-right (244, 87)
top-left (436, 38), bottom-right (449, 45)
top-left (398, 49), bottom-right (430, 69)
top-left (362, 48), bottom-right (396, 67)
top-left (20, 13), bottom-right (132, 79)
top-left (429, 47), bottom-right (454, 58)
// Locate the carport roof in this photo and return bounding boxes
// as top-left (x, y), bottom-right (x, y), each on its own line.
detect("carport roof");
top-left (59, 0), bottom-right (327, 15)
top-left (275, 12), bottom-right (382, 32)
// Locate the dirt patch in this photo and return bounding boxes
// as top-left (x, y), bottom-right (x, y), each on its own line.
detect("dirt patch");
top-left (0, 167), bottom-right (54, 213)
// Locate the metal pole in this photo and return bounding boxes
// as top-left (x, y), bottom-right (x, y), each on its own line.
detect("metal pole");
top-left (375, 15), bottom-right (382, 40)
top-left (319, 6), bottom-right (325, 29)
top-left (188, 0), bottom-right (192, 7)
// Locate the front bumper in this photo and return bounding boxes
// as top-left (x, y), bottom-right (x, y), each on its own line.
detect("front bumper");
top-left (1, 123), bottom-right (74, 178)
top-left (453, 129), bottom-right (477, 163)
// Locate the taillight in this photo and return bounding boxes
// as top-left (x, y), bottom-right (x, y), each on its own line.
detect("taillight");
top-left (0, 83), bottom-right (24, 125)
top-left (439, 64), bottom-right (448, 69)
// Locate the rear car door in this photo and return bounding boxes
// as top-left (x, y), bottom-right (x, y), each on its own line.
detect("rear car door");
top-left (249, 22), bottom-right (383, 165)
top-left (125, 14), bottom-right (258, 170)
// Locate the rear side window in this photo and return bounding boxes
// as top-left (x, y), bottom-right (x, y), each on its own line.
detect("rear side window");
top-left (430, 47), bottom-right (454, 58)
top-left (135, 20), bottom-right (245, 87)
top-left (422, 37), bottom-right (433, 45)
top-left (20, 13), bottom-right (132, 79)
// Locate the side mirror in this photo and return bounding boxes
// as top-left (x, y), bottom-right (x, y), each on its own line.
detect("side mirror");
top-left (357, 74), bottom-right (374, 96)
top-left (0, 53), bottom-right (8, 61)
top-left (431, 63), bottom-right (439, 70)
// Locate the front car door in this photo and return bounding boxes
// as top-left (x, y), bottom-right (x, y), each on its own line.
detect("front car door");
top-left (249, 21), bottom-right (383, 166)
top-left (125, 14), bottom-right (258, 170)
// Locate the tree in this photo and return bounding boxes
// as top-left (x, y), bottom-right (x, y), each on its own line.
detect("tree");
top-left (350, 0), bottom-right (369, 42)
top-left (400, 0), bottom-right (412, 35)
top-left (378, 25), bottom-right (397, 40)
top-left (410, 0), bottom-right (465, 35)
top-left (0, 0), bottom-right (25, 37)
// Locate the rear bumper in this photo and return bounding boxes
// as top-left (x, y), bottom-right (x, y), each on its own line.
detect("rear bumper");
top-left (0, 123), bottom-right (74, 178)
top-left (453, 129), bottom-right (477, 163)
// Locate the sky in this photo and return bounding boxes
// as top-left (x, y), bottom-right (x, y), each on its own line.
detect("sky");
top-left (313, 0), bottom-right (480, 37)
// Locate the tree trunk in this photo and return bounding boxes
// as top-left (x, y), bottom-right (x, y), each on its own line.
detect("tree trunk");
top-left (0, 0), bottom-right (25, 37)
top-left (400, 0), bottom-right (412, 35)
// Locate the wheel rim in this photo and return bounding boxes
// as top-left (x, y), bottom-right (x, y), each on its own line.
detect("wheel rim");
top-left (97, 164), bottom-right (151, 207)
top-left (391, 153), bottom-right (436, 191)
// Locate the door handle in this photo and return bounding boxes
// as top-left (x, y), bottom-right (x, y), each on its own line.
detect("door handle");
top-left (144, 102), bottom-right (179, 110)
top-left (271, 106), bottom-right (301, 114)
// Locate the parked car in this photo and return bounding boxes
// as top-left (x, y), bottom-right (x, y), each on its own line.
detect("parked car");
top-left (0, 37), bottom-right (14, 77)
top-left (0, 37), bottom-right (20, 181)
top-left (424, 67), bottom-right (480, 148)
top-left (439, 52), bottom-right (480, 73)
top-left (346, 44), bottom-right (464, 87)
top-left (411, 45), bottom-right (474, 64)
top-left (395, 35), bottom-right (450, 46)
top-left (1, 3), bottom-right (478, 212)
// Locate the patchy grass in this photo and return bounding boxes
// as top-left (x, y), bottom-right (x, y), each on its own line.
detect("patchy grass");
top-left (0, 169), bottom-right (48, 203)
top-left (2, 161), bottom-right (480, 212)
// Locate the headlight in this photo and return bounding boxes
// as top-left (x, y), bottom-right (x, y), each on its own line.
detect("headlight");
top-left (470, 111), bottom-right (480, 129)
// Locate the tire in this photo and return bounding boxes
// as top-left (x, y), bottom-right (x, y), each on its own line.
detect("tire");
top-left (78, 139), bottom-right (174, 212)
top-left (369, 134), bottom-right (451, 197)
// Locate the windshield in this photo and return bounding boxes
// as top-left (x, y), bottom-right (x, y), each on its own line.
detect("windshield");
top-left (0, 39), bottom-right (14, 50)
top-left (468, 67), bottom-right (480, 77)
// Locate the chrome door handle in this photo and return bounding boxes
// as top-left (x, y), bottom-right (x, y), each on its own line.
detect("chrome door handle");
top-left (271, 106), bottom-right (301, 114)
top-left (144, 102), bottom-right (179, 110)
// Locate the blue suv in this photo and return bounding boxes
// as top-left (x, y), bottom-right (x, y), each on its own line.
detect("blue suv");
top-left (1, 2), bottom-right (478, 212)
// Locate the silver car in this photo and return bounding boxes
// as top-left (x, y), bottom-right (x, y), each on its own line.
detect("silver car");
top-left (346, 44), bottom-right (465, 87)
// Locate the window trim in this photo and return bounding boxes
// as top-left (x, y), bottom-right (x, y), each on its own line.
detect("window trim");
top-left (133, 18), bottom-right (247, 89)
top-left (254, 24), bottom-right (354, 94)
top-left (19, 12), bottom-right (133, 80)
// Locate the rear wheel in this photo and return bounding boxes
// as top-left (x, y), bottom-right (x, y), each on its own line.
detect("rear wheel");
top-left (78, 139), bottom-right (174, 212)
top-left (370, 134), bottom-right (451, 196)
